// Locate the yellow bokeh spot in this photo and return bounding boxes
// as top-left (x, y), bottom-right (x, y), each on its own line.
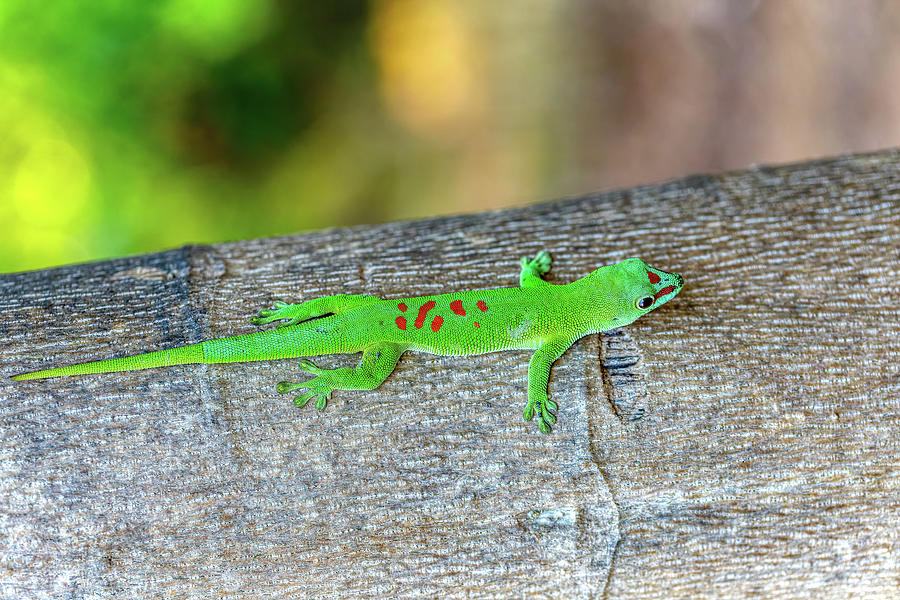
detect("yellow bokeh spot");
top-left (11, 136), bottom-right (91, 227)
top-left (0, 60), bottom-right (93, 270)
top-left (371, 0), bottom-right (484, 140)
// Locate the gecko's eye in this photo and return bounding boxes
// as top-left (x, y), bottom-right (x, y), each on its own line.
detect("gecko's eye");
top-left (636, 296), bottom-right (654, 310)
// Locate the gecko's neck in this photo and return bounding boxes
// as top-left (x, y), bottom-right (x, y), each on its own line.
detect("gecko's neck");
top-left (565, 270), bottom-right (632, 332)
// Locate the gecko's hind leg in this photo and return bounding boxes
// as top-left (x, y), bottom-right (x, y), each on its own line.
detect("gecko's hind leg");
top-left (253, 294), bottom-right (379, 328)
top-left (276, 343), bottom-right (408, 411)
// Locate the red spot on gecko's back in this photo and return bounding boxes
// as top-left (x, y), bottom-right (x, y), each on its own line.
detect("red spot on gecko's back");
top-left (395, 316), bottom-right (407, 330)
top-left (415, 300), bottom-right (436, 329)
top-left (654, 285), bottom-right (676, 300)
top-left (398, 302), bottom-right (407, 312)
top-left (474, 322), bottom-right (480, 328)
top-left (449, 300), bottom-right (465, 316)
top-left (431, 315), bottom-right (443, 332)
top-left (647, 270), bottom-right (661, 284)
top-left (477, 300), bottom-right (488, 312)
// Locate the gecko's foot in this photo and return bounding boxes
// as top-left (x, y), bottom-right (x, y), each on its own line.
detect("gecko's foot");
top-left (276, 360), bottom-right (335, 411)
top-left (522, 397), bottom-right (558, 434)
top-left (276, 378), bottom-right (334, 411)
top-left (521, 251), bottom-right (552, 275)
top-left (252, 301), bottom-right (301, 328)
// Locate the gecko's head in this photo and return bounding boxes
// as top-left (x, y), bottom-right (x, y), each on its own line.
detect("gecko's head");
top-left (606, 258), bottom-right (684, 326)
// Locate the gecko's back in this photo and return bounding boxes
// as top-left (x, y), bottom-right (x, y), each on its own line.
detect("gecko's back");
top-left (346, 285), bottom-right (561, 356)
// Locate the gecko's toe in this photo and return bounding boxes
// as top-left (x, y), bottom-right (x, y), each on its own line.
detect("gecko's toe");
top-left (277, 381), bottom-right (302, 394)
top-left (531, 399), bottom-right (557, 433)
top-left (297, 359), bottom-right (325, 375)
top-left (523, 401), bottom-right (536, 421)
top-left (253, 301), bottom-right (298, 327)
top-left (293, 390), bottom-right (316, 407)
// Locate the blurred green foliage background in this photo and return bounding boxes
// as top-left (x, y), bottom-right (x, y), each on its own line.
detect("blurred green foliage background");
top-left (4, 1), bottom-right (899, 272)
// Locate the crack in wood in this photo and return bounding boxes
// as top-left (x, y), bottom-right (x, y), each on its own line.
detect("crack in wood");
top-left (599, 328), bottom-right (649, 422)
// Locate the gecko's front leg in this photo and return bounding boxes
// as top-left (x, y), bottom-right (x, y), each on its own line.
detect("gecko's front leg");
top-left (523, 337), bottom-right (575, 433)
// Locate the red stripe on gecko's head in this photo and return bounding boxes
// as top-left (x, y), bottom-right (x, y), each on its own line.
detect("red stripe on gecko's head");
top-left (647, 270), bottom-right (661, 284)
top-left (653, 285), bottom-right (676, 300)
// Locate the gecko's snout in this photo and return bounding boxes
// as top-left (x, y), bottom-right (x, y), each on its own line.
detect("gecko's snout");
top-left (647, 268), bottom-right (683, 308)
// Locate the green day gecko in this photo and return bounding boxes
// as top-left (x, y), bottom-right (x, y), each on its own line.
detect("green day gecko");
top-left (12, 252), bottom-right (683, 433)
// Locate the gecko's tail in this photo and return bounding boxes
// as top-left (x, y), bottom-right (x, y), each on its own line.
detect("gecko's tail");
top-left (10, 344), bottom-right (203, 381)
top-left (11, 320), bottom-right (345, 381)
top-left (11, 316), bottom-right (351, 381)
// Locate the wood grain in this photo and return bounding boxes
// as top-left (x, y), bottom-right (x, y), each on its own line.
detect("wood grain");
top-left (2, 150), bottom-right (898, 599)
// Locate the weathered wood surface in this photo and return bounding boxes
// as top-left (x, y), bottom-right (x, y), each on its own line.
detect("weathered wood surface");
top-left (2, 150), bottom-right (899, 599)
